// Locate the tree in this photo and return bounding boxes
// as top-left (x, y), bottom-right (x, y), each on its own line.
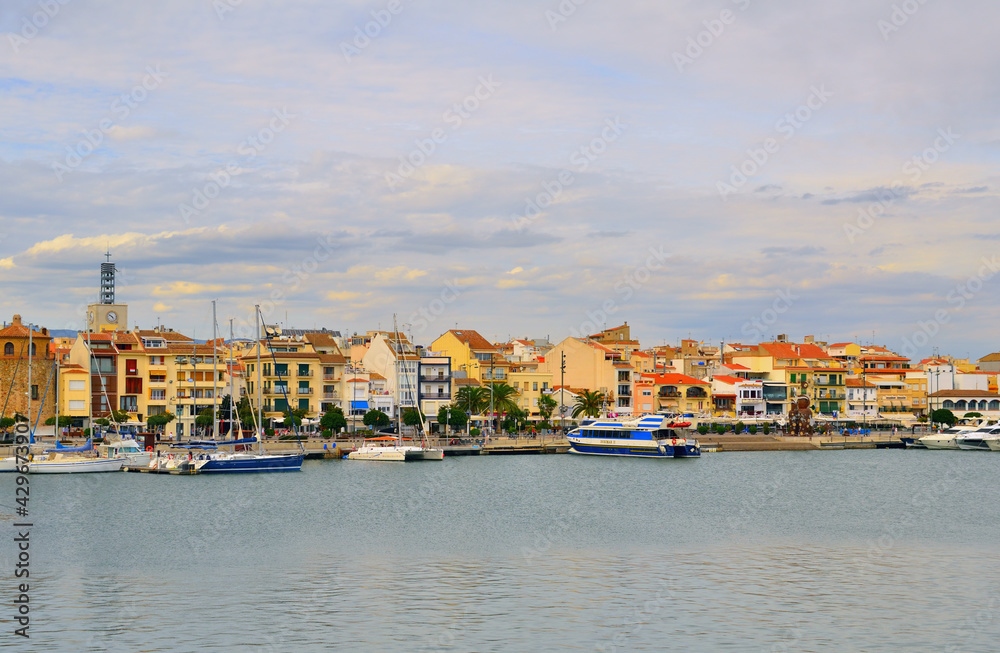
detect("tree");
top-left (110, 409), bottom-right (131, 424)
top-left (0, 417), bottom-right (16, 430)
top-left (437, 406), bottom-right (468, 432)
top-left (282, 408), bottom-right (309, 428)
top-left (964, 412), bottom-right (983, 419)
top-left (455, 386), bottom-right (488, 416)
top-left (931, 408), bottom-right (957, 427)
top-left (320, 407), bottom-right (347, 433)
top-left (147, 411), bottom-right (176, 432)
top-left (402, 408), bottom-right (424, 428)
top-left (44, 416), bottom-right (73, 427)
top-left (571, 390), bottom-right (605, 418)
top-left (363, 409), bottom-right (390, 428)
top-left (537, 394), bottom-right (557, 422)
top-left (195, 408), bottom-right (214, 428)
top-left (487, 382), bottom-right (520, 418)
top-left (502, 406), bottom-right (528, 433)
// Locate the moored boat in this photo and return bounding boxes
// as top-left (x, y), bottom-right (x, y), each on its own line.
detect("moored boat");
top-left (347, 435), bottom-right (443, 461)
top-left (27, 439), bottom-right (125, 473)
top-left (567, 413), bottom-right (701, 458)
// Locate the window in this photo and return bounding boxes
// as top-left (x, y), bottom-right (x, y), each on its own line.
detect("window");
top-left (298, 399), bottom-right (309, 411)
top-left (126, 359), bottom-right (138, 375)
top-left (533, 382), bottom-right (538, 391)
top-left (512, 382), bottom-right (519, 389)
top-left (31, 385), bottom-right (38, 400)
top-left (298, 364), bottom-right (310, 376)
top-left (69, 380), bottom-right (85, 391)
top-left (150, 389), bottom-right (166, 400)
top-left (3, 342), bottom-right (12, 356)
top-left (69, 400), bottom-right (85, 411)
top-left (120, 397), bottom-right (138, 412)
top-left (542, 382), bottom-right (548, 390)
top-left (275, 363), bottom-right (288, 377)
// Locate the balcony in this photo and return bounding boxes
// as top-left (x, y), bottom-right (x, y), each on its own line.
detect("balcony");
top-left (297, 387), bottom-right (314, 395)
top-left (323, 374), bottom-right (338, 381)
top-left (323, 392), bottom-right (339, 400)
top-left (297, 370), bottom-right (313, 377)
top-left (423, 393), bottom-right (451, 400)
top-left (420, 373), bottom-right (451, 382)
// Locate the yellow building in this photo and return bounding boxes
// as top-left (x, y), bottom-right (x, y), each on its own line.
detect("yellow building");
top-left (537, 337), bottom-right (636, 416)
top-left (508, 371), bottom-right (554, 420)
top-left (430, 329), bottom-right (499, 383)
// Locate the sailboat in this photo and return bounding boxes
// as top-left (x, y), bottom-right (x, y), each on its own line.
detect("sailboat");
top-left (27, 438), bottom-right (126, 473)
top-left (348, 316), bottom-right (442, 461)
top-left (196, 304), bottom-right (303, 473)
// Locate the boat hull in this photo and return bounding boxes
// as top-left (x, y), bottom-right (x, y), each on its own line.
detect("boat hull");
top-left (199, 453), bottom-right (303, 473)
top-left (568, 439), bottom-right (700, 458)
top-left (27, 458), bottom-right (125, 473)
top-left (986, 439), bottom-right (1000, 452)
top-left (920, 437), bottom-right (959, 450)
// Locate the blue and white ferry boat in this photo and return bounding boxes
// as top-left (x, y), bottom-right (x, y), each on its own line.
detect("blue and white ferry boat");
top-left (567, 413), bottom-right (701, 458)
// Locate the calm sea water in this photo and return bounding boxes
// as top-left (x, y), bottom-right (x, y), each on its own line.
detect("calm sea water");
top-left (2, 450), bottom-right (999, 652)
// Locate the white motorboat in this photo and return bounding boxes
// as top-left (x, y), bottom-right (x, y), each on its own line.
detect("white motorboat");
top-left (956, 426), bottom-right (1000, 451)
top-left (347, 435), bottom-right (443, 461)
top-left (919, 425), bottom-right (981, 450)
top-left (986, 437), bottom-right (1000, 452)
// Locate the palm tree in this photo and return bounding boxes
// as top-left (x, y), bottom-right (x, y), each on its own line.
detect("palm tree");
top-left (572, 390), bottom-right (605, 418)
top-left (537, 394), bottom-right (557, 421)
top-left (455, 386), bottom-right (489, 416)
top-left (487, 382), bottom-right (520, 418)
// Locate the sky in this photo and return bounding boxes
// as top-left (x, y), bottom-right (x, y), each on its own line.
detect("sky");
top-left (1, 0), bottom-right (998, 359)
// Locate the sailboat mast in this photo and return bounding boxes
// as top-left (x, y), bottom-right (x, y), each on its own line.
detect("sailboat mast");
top-left (229, 318), bottom-right (235, 440)
top-left (212, 300), bottom-right (217, 440)
top-left (27, 322), bottom-right (32, 439)
top-left (256, 305), bottom-right (263, 452)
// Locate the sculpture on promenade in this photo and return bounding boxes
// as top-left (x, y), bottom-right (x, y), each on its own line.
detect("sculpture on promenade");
top-left (787, 396), bottom-right (814, 436)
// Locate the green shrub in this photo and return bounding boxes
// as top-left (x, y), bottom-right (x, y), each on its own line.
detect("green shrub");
top-left (735, 421), bottom-right (746, 433)
top-left (321, 429), bottom-right (333, 439)
top-left (715, 424), bottom-right (726, 435)
top-left (762, 423), bottom-right (770, 435)
top-left (697, 424), bottom-right (709, 435)
top-left (748, 425), bottom-right (758, 435)
top-left (470, 427), bottom-right (481, 436)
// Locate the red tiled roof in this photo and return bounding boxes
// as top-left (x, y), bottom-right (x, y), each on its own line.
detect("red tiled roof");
top-left (641, 373), bottom-right (708, 385)
top-left (759, 342), bottom-right (833, 360)
top-left (713, 375), bottom-right (759, 385)
top-left (447, 329), bottom-right (496, 352)
top-left (929, 390), bottom-right (1000, 398)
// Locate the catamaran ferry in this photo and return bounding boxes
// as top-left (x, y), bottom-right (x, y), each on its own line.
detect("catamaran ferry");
top-left (567, 413), bottom-right (701, 458)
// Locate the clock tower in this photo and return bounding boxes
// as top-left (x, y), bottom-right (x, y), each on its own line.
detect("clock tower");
top-left (87, 250), bottom-right (128, 332)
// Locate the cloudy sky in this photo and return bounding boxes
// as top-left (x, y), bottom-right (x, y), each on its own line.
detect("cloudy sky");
top-left (1, 0), bottom-right (997, 358)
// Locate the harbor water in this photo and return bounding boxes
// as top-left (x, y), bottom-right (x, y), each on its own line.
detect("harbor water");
top-left (3, 450), bottom-right (1000, 651)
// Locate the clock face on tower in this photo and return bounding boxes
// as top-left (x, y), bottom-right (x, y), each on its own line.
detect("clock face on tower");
top-left (106, 311), bottom-right (118, 323)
